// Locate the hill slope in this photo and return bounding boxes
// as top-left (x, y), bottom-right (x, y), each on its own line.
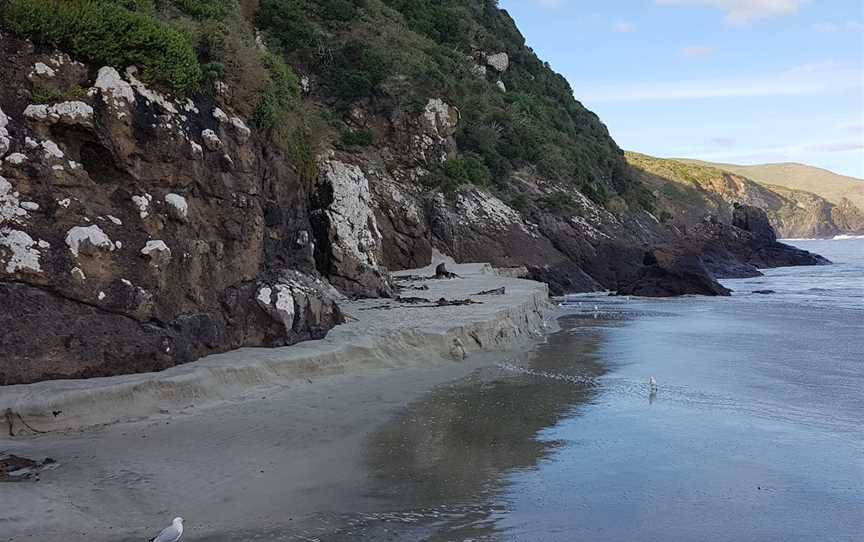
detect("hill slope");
top-left (630, 153), bottom-right (864, 239)
top-left (682, 160), bottom-right (864, 213)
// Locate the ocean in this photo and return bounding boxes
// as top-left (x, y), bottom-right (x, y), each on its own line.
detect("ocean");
top-left (322, 238), bottom-right (863, 541)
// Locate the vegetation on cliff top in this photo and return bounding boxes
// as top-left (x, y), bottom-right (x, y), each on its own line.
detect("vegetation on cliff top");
top-left (1, 0), bottom-right (651, 211)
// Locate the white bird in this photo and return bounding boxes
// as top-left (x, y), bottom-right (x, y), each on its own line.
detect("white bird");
top-left (150, 517), bottom-right (183, 542)
top-left (649, 376), bottom-right (657, 389)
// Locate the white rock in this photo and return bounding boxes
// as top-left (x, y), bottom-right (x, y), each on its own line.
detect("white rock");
top-left (107, 215), bottom-right (123, 225)
top-left (41, 140), bottom-right (64, 159)
top-left (93, 66), bottom-right (136, 108)
top-left (31, 62), bottom-right (56, 78)
top-left (230, 117), bottom-right (251, 142)
top-left (141, 239), bottom-right (172, 265)
top-left (24, 104), bottom-right (53, 122)
top-left (51, 101), bottom-right (94, 126)
top-left (274, 285), bottom-right (296, 330)
top-left (24, 101), bottom-right (93, 127)
top-left (423, 98), bottom-right (460, 137)
top-left (20, 201), bottom-right (39, 211)
top-left (212, 107), bottom-right (229, 123)
top-left (256, 286), bottom-right (273, 308)
top-left (0, 176), bottom-right (28, 223)
top-left (132, 194), bottom-right (152, 218)
top-left (125, 68), bottom-right (178, 114)
top-left (190, 141), bottom-right (203, 160)
top-left (65, 225), bottom-right (116, 257)
top-left (0, 228), bottom-right (44, 274)
top-left (0, 106), bottom-right (8, 129)
top-left (71, 266), bottom-right (86, 281)
top-left (98, 291), bottom-right (106, 300)
top-left (5, 153), bottom-right (27, 165)
top-left (319, 160), bottom-right (383, 267)
top-left (486, 52), bottom-right (510, 72)
top-left (164, 193), bottom-right (189, 222)
top-left (456, 189), bottom-right (527, 232)
top-left (201, 129), bottom-right (222, 151)
top-left (496, 80), bottom-right (507, 92)
top-left (0, 133), bottom-right (10, 159)
top-left (24, 137), bottom-right (39, 149)
top-left (52, 165), bottom-right (65, 171)
top-left (300, 76), bottom-right (311, 93)
top-left (57, 198), bottom-right (71, 208)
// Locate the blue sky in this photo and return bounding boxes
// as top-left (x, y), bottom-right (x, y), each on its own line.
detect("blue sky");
top-left (499, 0), bottom-right (864, 178)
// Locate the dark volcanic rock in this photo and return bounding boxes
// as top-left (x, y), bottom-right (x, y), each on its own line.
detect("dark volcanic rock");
top-left (733, 202), bottom-right (778, 243)
top-left (617, 250), bottom-right (731, 297)
top-left (0, 38), bottom-right (342, 384)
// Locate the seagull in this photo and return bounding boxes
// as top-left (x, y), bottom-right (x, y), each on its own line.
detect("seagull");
top-left (649, 376), bottom-right (658, 389)
top-left (150, 517), bottom-right (183, 542)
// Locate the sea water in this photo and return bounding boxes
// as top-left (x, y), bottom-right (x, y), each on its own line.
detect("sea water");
top-left (292, 239), bottom-right (864, 541)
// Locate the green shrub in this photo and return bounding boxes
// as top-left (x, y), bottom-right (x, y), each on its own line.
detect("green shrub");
top-left (174, 0), bottom-right (230, 20)
top-left (538, 192), bottom-right (575, 213)
top-left (31, 83), bottom-right (87, 104)
top-left (253, 52), bottom-right (299, 130)
top-left (256, 0), bottom-right (318, 51)
top-left (339, 129), bottom-right (373, 147)
top-left (444, 154), bottom-right (491, 188)
top-left (252, 53), bottom-right (320, 187)
top-left (3, 0), bottom-right (201, 93)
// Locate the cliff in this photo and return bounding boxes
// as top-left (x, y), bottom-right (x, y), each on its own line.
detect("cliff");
top-left (630, 153), bottom-right (864, 239)
top-left (0, 0), bottom-right (827, 384)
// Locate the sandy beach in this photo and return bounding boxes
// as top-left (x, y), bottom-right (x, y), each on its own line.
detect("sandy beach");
top-left (0, 262), bottom-right (553, 541)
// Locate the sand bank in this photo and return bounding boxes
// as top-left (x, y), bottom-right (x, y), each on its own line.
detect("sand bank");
top-left (0, 263), bottom-right (550, 434)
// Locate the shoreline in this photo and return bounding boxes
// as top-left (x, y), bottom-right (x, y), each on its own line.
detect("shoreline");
top-left (1, 262), bottom-right (552, 434)
top-left (0, 262), bottom-right (558, 541)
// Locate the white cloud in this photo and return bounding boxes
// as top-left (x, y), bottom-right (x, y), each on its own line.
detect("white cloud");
top-left (707, 137), bottom-right (737, 147)
top-left (681, 46), bottom-right (715, 58)
top-left (685, 140), bottom-right (864, 164)
top-left (814, 21), bottom-right (864, 33)
top-left (837, 120), bottom-right (864, 133)
top-left (612, 20), bottom-right (636, 32)
top-left (805, 141), bottom-right (864, 153)
top-left (577, 62), bottom-right (861, 103)
top-left (655, 0), bottom-right (805, 25)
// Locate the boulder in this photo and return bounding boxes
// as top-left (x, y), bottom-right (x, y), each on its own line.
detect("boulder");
top-left (311, 158), bottom-right (393, 298)
top-left (486, 52), bottom-right (510, 72)
top-left (617, 250), bottom-right (731, 297)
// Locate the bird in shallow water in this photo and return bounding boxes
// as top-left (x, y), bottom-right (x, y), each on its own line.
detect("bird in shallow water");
top-left (150, 517), bottom-right (183, 542)
top-left (649, 376), bottom-right (658, 389)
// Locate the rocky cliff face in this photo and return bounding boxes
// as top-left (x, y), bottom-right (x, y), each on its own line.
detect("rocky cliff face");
top-left (0, 2), bottom-right (830, 384)
top-left (0, 36), bottom-right (341, 384)
top-left (630, 152), bottom-right (864, 239)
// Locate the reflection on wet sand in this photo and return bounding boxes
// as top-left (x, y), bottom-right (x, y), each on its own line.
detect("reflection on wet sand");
top-left (320, 314), bottom-right (619, 540)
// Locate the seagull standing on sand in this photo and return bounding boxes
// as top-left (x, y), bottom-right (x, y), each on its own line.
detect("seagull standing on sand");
top-left (150, 517), bottom-right (183, 542)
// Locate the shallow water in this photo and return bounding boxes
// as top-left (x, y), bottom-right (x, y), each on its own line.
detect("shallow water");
top-left (247, 240), bottom-right (864, 541)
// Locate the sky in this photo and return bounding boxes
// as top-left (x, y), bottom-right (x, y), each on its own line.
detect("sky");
top-left (499, 0), bottom-right (864, 178)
